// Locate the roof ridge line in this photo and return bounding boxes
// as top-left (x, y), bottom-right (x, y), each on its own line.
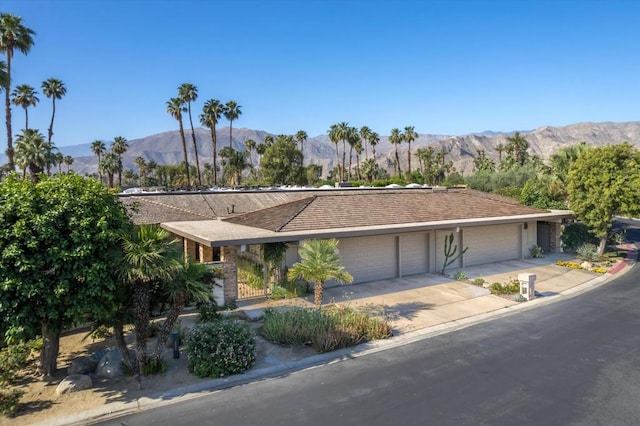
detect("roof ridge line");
top-left (275, 196), bottom-right (316, 232)
top-left (131, 196), bottom-right (215, 219)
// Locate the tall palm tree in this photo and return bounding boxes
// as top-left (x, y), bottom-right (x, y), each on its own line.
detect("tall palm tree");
top-left (14, 128), bottom-right (47, 181)
top-left (219, 146), bottom-right (249, 186)
top-left (100, 151), bottom-right (119, 188)
top-left (495, 142), bottom-right (505, 163)
top-left (295, 130), bottom-right (308, 166)
top-left (11, 83), bottom-right (38, 130)
top-left (0, 13), bottom-right (36, 171)
top-left (369, 131), bottom-right (380, 159)
top-left (263, 135), bottom-right (274, 147)
top-left (336, 122), bottom-right (349, 181)
top-left (63, 155), bottom-right (73, 172)
top-left (287, 239), bottom-right (353, 306)
top-left (224, 100), bottom-right (241, 149)
top-left (54, 151), bottom-right (64, 174)
top-left (504, 132), bottom-right (530, 167)
top-left (167, 97), bottom-right (190, 189)
top-left (360, 126), bottom-right (371, 160)
top-left (346, 126), bottom-right (360, 180)
top-left (122, 224), bottom-right (182, 375)
top-left (328, 124), bottom-right (341, 180)
top-left (91, 140), bottom-right (106, 184)
top-left (199, 99), bottom-right (224, 186)
top-left (134, 156), bottom-right (146, 185)
top-left (403, 126), bottom-right (418, 175)
top-left (179, 83), bottom-right (201, 186)
top-left (389, 128), bottom-right (403, 176)
top-left (41, 78), bottom-right (66, 175)
top-left (111, 136), bottom-right (128, 187)
top-left (0, 60), bottom-right (7, 91)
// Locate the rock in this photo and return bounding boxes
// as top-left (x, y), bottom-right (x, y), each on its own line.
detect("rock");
top-left (96, 348), bottom-right (125, 378)
top-left (56, 374), bottom-right (93, 395)
top-left (68, 356), bottom-right (95, 375)
top-left (581, 261), bottom-right (592, 269)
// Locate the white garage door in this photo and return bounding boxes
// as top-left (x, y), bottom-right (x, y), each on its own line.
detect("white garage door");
top-left (463, 224), bottom-right (522, 266)
top-left (400, 232), bottom-right (429, 276)
top-left (336, 235), bottom-right (398, 284)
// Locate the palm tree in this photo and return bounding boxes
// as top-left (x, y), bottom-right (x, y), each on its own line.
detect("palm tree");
top-left (63, 155), bottom-right (73, 172)
top-left (403, 126), bottom-right (418, 175)
top-left (504, 132), bottom-right (530, 167)
top-left (346, 126), bottom-right (360, 180)
top-left (287, 239), bottom-right (353, 306)
top-left (495, 142), bottom-right (505, 163)
top-left (41, 78), bottom-right (66, 174)
top-left (336, 122), bottom-right (349, 181)
top-left (295, 130), bottom-right (308, 166)
top-left (91, 140), bottom-right (106, 184)
top-left (389, 128), bottom-right (403, 176)
top-left (199, 99), bottom-right (224, 186)
top-left (134, 156), bottom-right (147, 185)
top-left (328, 124), bottom-right (341, 180)
top-left (167, 97), bottom-right (190, 189)
top-left (14, 128), bottom-right (48, 181)
top-left (54, 151), bottom-right (64, 174)
top-left (11, 83), bottom-right (38, 130)
top-left (100, 151), bottom-right (119, 188)
top-left (179, 83), bottom-right (201, 186)
top-left (369, 131), bottom-right (380, 159)
top-left (224, 100), bottom-right (241, 149)
top-left (244, 138), bottom-right (256, 168)
top-left (151, 259), bottom-right (211, 363)
top-left (360, 126), bottom-right (371, 160)
top-left (219, 146), bottom-right (249, 185)
top-left (122, 224), bottom-right (182, 375)
top-left (0, 13), bottom-right (36, 171)
top-left (111, 136), bottom-right (128, 187)
top-left (263, 135), bottom-right (274, 147)
top-left (0, 60), bottom-right (7, 91)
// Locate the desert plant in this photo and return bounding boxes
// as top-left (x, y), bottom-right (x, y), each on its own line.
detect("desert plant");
top-left (0, 388), bottom-right (24, 417)
top-left (441, 232), bottom-right (469, 275)
top-left (514, 294), bottom-right (526, 303)
top-left (576, 243), bottom-right (599, 262)
top-left (529, 245), bottom-right (545, 258)
top-left (472, 277), bottom-right (485, 286)
top-left (607, 229), bottom-right (626, 245)
top-left (186, 320), bottom-right (256, 378)
top-left (454, 271), bottom-right (467, 281)
top-left (488, 279), bottom-right (520, 295)
top-left (197, 301), bottom-right (221, 323)
top-left (238, 257), bottom-right (265, 290)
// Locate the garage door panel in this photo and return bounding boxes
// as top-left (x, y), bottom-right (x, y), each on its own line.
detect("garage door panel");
top-left (464, 224), bottom-right (521, 266)
top-left (401, 233), bottom-right (428, 276)
top-left (336, 235), bottom-right (397, 285)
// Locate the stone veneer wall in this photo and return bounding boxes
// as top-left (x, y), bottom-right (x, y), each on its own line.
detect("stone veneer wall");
top-left (550, 222), bottom-right (562, 253)
top-left (221, 246), bottom-right (238, 303)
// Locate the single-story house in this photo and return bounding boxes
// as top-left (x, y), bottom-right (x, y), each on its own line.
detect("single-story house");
top-left (120, 186), bottom-right (573, 304)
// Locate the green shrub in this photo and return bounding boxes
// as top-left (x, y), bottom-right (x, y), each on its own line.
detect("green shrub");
top-left (186, 320), bottom-right (256, 378)
top-left (0, 388), bottom-right (24, 417)
top-left (472, 277), bottom-right (485, 286)
top-left (238, 257), bottom-right (265, 290)
top-left (0, 341), bottom-right (33, 385)
top-left (577, 243), bottom-right (599, 262)
top-left (488, 279), bottom-right (520, 295)
top-left (262, 306), bottom-right (392, 353)
top-left (529, 245), bottom-right (545, 258)
top-left (198, 301), bottom-right (221, 323)
top-left (141, 357), bottom-right (167, 376)
top-left (561, 223), bottom-right (598, 252)
top-left (454, 271), bottom-right (467, 281)
top-left (608, 229), bottom-right (626, 245)
top-left (270, 279), bottom-right (306, 300)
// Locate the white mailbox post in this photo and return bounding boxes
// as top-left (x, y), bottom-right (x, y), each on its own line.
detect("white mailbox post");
top-left (518, 273), bottom-right (536, 300)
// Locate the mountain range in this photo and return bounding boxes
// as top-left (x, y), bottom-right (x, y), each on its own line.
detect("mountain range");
top-left (7, 121), bottom-right (640, 178)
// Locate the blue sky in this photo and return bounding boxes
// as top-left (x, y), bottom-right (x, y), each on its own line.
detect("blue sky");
top-left (2, 0), bottom-right (639, 147)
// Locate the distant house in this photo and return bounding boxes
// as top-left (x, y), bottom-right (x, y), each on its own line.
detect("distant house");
top-left (121, 186), bottom-right (573, 304)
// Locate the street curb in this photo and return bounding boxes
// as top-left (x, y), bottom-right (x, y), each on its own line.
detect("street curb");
top-left (53, 251), bottom-right (637, 426)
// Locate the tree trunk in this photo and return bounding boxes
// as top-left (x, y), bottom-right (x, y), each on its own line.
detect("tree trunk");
top-left (210, 126), bottom-right (217, 186)
top-left (113, 321), bottom-right (133, 371)
top-left (179, 121), bottom-right (191, 190)
top-left (5, 51), bottom-right (14, 170)
top-left (598, 235), bottom-right (607, 257)
top-left (313, 281), bottom-right (324, 307)
top-left (40, 319), bottom-right (61, 378)
top-left (152, 297), bottom-right (185, 363)
top-left (188, 105), bottom-right (202, 186)
top-left (133, 281), bottom-right (150, 374)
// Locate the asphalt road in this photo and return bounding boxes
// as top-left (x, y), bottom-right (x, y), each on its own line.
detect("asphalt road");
top-left (101, 227), bottom-right (640, 426)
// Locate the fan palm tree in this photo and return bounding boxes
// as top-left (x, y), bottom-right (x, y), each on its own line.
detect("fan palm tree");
top-left (91, 140), bottom-right (106, 184)
top-left (287, 239), bottom-right (353, 306)
top-left (295, 130), bottom-right (308, 166)
top-left (244, 138), bottom-right (256, 168)
top-left (360, 126), bottom-right (371, 160)
top-left (219, 146), bottom-right (249, 185)
top-left (346, 126), bottom-right (360, 180)
top-left (369, 131), bottom-right (380, 159)
top-left (100, 151), bottom-right (119, 188)
top-left (134, 156), bottom-right (147, 185)
top-left (179, 83), bottom-right (201, 186)
top-left (0, 13), bottom-right (36, 171)
top-left (328, 124), bottom-right (341, 180)
top-left (336, 122), bottom-right (350, 181)
top-left (224, 100), bottom-right (241, 149)
top-left (111, 136), bottom-right (128, 187)
top-left (122, 224), bottom-right (183, 375)
top-left (263, 135), bottom-right (274, 147)
top-left (167, 97), bottom-right (190, 189)
top-left (495, 142), bottom-right (505, 163)
top-left (11, 83), bottom-right (38, 130)
top-left (41, 77), bottom-right (66, 174)
top-left (504, 132), bottom-right (530, 167)
top-left (0, 60), bottom-right (7, 91)
top-left (54, 151), bottom-right (64, 174)
top-left (389, 128), bottom-right (403, 176)
top-left (403, 126), bottom-right (418, 175)
top-left (63, 155), bottom-right (73, 172)
top-left (199, 99), bottom-right (224, 186)
top-left (151, 259), bottom-right (211, 363)
top-left (14, 128), bottom-right (48, 181)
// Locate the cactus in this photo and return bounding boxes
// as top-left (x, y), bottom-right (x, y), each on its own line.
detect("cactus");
top-left (441, 232), bottom-right (469, 275)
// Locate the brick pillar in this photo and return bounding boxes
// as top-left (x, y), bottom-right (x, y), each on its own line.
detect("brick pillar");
top-left (201, 245), bottom-right (214, 263)
top-left (184, 238), bottom-right (196, 260)
top-left (221, 245), bottom-right (238, 304)
top-left (550, 222), bottom-right (562, 253)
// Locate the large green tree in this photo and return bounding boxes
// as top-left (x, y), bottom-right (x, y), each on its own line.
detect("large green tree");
top-left (287, 239), bottom-right (353, 306)
top-left (0, 174), bottom-right (132, 376)
top-left (0, 13), bottom-right (35, 171)
top-left (260, 135), bottom-right (304, 185)
top-left (567, 143), bottom-right (640, 256)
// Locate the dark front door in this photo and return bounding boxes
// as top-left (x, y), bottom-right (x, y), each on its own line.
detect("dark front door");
top-left (537, 222), bottom-right (551, 254)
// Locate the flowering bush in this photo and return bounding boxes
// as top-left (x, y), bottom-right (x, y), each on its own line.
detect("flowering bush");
top-left (186, 320), bottom-right (256, 378)
top-left (592, 267), bottom-right (607, 274)
top-left (556, 260), bottom-right (583, 269)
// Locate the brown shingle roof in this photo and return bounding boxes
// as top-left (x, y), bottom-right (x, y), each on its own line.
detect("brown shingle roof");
top-left (224, 188), bottom-right (549, 232)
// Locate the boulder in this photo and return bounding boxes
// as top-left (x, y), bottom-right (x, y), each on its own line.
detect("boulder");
top-left (96, 348), bottom-right (125, 378)
top-left (581, 261), bottom-right (593, 269)
top-left (68, 356), bottom-right (95, 375)
top-left (56, 374), bottom-right (93, 395)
